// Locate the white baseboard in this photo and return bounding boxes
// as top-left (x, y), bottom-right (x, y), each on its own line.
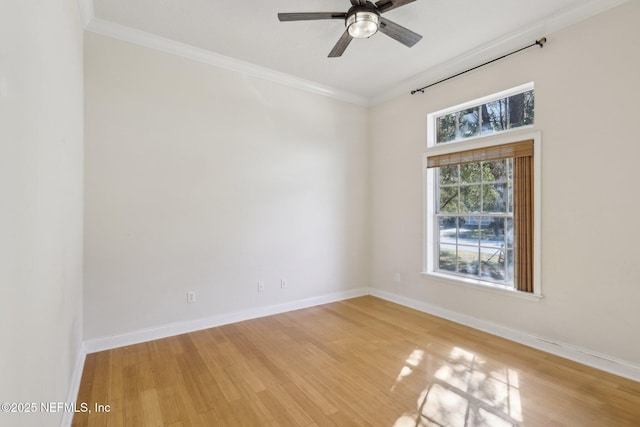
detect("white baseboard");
top-left (60, 348), bottom-right (87, 427)
top-left (83, 287), bottom-right (368, 354)
top-left (369, 288), bottom-right (640, 382)
top-left (80, 286), bottom-right (640, 384)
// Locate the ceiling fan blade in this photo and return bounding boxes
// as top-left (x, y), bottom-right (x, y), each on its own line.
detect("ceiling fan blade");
top-left (350, 0), bottom-right (368, 6)
top-left (278, 12), bottom-right (346, 21)
top-left (378, 17), bottom-right (422, 47)
top-left (376, 0), bottom-right (417, 14)
top-left (328, 30), bottom-right (353, 58)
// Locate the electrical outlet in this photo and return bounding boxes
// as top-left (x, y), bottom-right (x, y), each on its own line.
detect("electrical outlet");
top-left (257, 281), bottom-right (265, 292)
top-left (187, 291), bottom-right (196, 304)
top-left (280, 279), bottom-right (288, 289)
top-left (394, 272), bottom-right (402, 283)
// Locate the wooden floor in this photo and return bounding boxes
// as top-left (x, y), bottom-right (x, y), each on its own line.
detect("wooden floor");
top-left (73, 296), bottom-right (640, 426)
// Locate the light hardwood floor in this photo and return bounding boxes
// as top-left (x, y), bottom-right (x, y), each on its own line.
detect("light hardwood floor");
top-left (73, 296), bottom-right (640, 426)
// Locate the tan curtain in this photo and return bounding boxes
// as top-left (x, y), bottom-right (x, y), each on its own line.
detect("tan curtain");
top-left (513, 154), bottom-right (534, 292)
top-left (427, 140), bottom-right (534, 292)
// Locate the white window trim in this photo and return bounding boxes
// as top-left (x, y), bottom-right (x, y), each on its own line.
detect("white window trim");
top-left (422, 129), bottom-right (543, 300)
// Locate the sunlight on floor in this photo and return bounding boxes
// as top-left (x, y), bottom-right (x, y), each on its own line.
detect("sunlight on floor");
top-left (393, 346), bottom-right (523, 427)
top-left (392, 348), bottom-right (425, 391)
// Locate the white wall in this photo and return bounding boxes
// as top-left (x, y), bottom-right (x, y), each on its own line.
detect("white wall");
top-left (0, 1), bottom-right (84, 426)
top-left (84, 32), bottom-right (370, 339)
top-left (370, 1), bottom-right (640, 367)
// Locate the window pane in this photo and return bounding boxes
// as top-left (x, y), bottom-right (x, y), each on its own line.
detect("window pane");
top-left (523, 90), bottom-right (534, 126)
top-left (457, 108), bottom-right (480, 139)
top-left (459, 185), bottom-right (481, 212)
top-left (480, 218), bottom-right (504, 247)
top-left (438, 217), bottom-right (458, 272)
top-left (482, 183), bottom-right (507, 212)
top-left (460, 217), bottom-right (481, 242)
top-left (508, 91), bottom-right (534, 129)
top-left (437, 114), bottom-right (457, 143)
top-left (439, 165), bottom-right (459, 185)
top-left (460, 162), bottom-right (481, 183)
top-left (482, 99), bottom-right (507, 134)
top-left (506, 218), bottom-right (514, 249)
top-left (438, 248), bottom-right (457, 273)
top-left (458, 245), bottom-right (479, 275)
top-left (480, 249), bottom-right (506, 281)
top-left (482, 160), bottom-right (508, 183)
top-left (439, 186), bottom-right (458, 213)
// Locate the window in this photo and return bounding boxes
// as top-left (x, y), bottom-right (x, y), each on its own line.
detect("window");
top-left (435, 88), bottom-right (534, 144)
top-left (424, 84), bottom-right (540, 295)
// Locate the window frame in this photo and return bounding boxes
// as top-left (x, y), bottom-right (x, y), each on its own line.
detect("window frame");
top-left (423, 87), bottom-right (542, 299)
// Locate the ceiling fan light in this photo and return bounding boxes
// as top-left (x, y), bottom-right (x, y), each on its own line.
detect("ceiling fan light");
top-left (346, 11), bottom-right (379, 38)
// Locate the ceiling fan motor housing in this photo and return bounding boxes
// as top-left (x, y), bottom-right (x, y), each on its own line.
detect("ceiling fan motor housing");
top-left (346, 3), bottom-right (381, 38)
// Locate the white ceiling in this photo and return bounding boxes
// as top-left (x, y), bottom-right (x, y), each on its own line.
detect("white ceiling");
top-left (84, 0), bottom-right (626, 104)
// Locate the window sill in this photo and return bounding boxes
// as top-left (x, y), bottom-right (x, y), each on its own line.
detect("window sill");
top-left (420, 271), bottom-right (544, 302)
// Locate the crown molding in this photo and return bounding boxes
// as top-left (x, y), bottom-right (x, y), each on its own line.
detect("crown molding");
top-left (81, 9), bottom-right (369, 106)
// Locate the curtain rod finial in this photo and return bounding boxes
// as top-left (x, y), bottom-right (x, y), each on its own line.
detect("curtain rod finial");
top-left (536, 37), bottom-right (547, 47)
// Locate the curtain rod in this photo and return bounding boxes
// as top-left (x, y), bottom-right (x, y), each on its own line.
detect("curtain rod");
top-left (411, 37), bottom-right (547, 95)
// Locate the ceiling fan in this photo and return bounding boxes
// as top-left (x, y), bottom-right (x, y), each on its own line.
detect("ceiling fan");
top-left (278, 0), bottom-right (422, 57)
